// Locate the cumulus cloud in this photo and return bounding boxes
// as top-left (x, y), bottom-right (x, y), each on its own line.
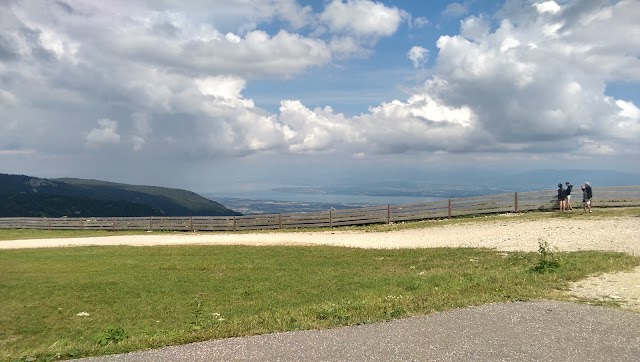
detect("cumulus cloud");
top-left (354, 95), bottom-right (476, 154)
top-left (86, 119), bottom-right (121, 148)
top-left (196, 75), bottom-right (247, 99)
top-left (109, 15), bottom-right (332, 78)
top-left (271, 0), bottom-right (315, 30)
top-left (534, 1), bottom-right (561, 15)
top-left (460, 15), bottom-right (491, 42)
top-left (225, 32), bottom-right (241, 43)
top-left (206, 0), bottom-right (315, 33)
top-left (577, 138), bottom-right (615, 155)
top-left (408, 46), bottom-right (429, 68)
top-left (37, 28), bottom-right (79, 63)
top-left (317, 0), bottom-right (407, 58)
top-left (279, 101), bottom-right (366, 153)
top-left (249, 0), bottom-right (639, 158)
top-left (2, 1), bottom-right (332, 80)
top-left (616, 100), bottom-right (640, 121)
top-left (421, 0), bottom-right (640, 155)
top-left (320, 0), bottom-right (406, 38)
top-left (1, 0), bottom-right (639, 180)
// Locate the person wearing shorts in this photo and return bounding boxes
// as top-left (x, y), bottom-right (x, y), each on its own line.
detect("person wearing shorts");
top-left (582, 182), bottom-right (592, 213)
top-left (557, 183), bottom-right (567, 211)
top-left (565, 181), bottom-right (573, 210)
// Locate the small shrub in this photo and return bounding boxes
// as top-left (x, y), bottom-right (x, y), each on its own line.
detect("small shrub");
top-left (530, 239), bottom-right (560, 273)
top-left (389, 306), bottom-right (406, 318)
top-left (191, 297), bottom-right (204, 331)
top-left (96, 327), bottom-right (128, 346)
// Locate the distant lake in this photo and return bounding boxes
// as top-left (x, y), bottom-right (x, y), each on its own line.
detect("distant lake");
top-left (206, 189), bottom-right (443, 206)
top-left (202, 182), bottom-right (448, 214)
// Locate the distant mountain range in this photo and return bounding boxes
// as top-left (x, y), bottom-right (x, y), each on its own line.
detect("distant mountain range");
top-left (0, 174), bottom-right (241, 218)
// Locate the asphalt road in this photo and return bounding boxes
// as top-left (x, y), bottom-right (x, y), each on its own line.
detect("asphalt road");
top-left (80, 300), bottom-right (640, 362)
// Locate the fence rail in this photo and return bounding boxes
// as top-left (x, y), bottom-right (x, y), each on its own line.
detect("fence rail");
top-left (1, 186), bottom-right (639, 232)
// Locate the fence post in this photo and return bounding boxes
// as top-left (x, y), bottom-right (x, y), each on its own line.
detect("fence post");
top-left (149, 216), bottom-right (152, 230)
top-left (329, 209), bottom-right (333, 228)
top-left (514, 192), bottom-right (519, 212)
top-left (48, 217), bottom-right (51, 230)
top-left (278, 214), bottom-right (282, 229)
top-left (387, 205), bottom-right (391, 224)
top-left (233, 216), bottom-right (236, 231)
top-left (190, 216), bottom-right (194, 232)
top-left (112, 217), bottom-right (116, 230)
top-left (448, 199), bottom-right (452, 219)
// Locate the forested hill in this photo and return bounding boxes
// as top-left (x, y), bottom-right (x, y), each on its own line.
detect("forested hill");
top-left (0, 174), bottom-right (241, 217)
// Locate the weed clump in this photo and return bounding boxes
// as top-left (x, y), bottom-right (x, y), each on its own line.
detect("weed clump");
top-left (96, 327), bottom-right (128, 346)
top-left (530, 239), bottom-right (560, 273)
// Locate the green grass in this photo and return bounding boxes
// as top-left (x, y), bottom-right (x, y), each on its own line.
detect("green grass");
top-left (1, 245), bottom-right (637, 361)
top-left (0, 229), bottom-right (152, 241)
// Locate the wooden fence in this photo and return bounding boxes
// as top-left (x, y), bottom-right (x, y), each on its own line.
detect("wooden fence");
top-left (1, 186), bottom-right (638, 232)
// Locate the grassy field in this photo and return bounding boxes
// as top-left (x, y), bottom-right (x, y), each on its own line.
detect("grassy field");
top-left (0, 229), bottom-right (151, 241)
top-left (1, 207), bottom-right (639, 361)
top-left (1, 244), bottom-right (638, 361)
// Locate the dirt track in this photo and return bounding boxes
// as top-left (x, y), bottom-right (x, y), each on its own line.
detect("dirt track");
top-left (3, 214), bottom-right (639, 311)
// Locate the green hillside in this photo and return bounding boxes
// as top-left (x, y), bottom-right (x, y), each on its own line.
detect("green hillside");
top-left (0, 174), bottom-right (241, 217)
top-left (0, 193), bottom-right (165, 217)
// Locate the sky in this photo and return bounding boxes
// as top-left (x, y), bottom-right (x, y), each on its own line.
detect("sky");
top-left (1, 0), bottom-right (639, 194)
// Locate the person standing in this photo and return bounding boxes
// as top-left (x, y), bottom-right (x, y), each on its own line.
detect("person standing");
top-left (582, 182), bottom-right (593, 213)
top-left (565, 181), bottom-right (574, 210)
top-left (557, 183), bottom-right (567, 211)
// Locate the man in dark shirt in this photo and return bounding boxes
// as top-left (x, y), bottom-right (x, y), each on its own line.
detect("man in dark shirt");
top-left (557, 183), bottom-right (567, 211)
top-left (582, 182), bottom-right (593, 213)
top-left (565, 181), bottom-right (574, 210)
